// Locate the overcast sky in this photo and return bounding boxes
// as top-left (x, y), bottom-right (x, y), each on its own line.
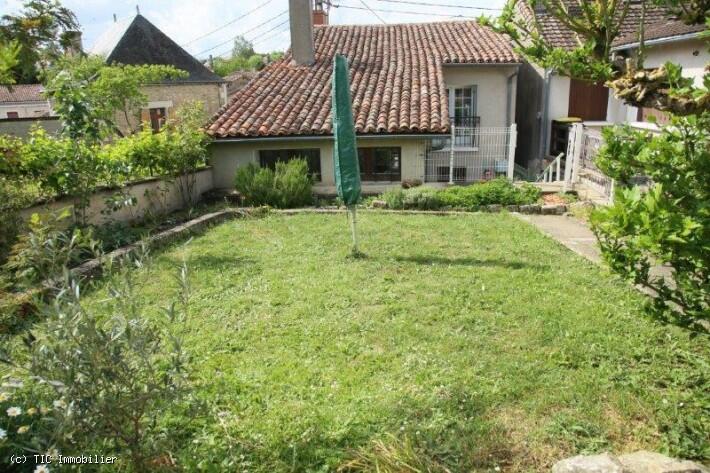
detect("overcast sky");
top-left (1, 0), bottom-right (506, 60)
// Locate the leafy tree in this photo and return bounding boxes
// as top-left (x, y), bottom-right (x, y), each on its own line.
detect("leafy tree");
top-left (0, 40), bottom-right (20, 84)
top-left (232, 35), bottom-right (255, 59)
top-left (44, 55), bottom-right (186, 139)
top-left (0, 0), bottom-right (79, 84)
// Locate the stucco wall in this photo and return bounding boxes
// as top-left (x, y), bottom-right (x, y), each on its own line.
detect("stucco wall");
top-left (115, 82), bottom-right (226, 134)
top-left (1, 101), bottom-right (52, 119)
top-left (21, 168), bottom-right (214, 226)
top-left (210, 137), bottom-right (428, 193)
top-left (442, 65), bottom-right (519, 128)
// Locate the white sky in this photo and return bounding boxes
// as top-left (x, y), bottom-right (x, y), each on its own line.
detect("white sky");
top-left (0, 0), bottom-right (506, 60)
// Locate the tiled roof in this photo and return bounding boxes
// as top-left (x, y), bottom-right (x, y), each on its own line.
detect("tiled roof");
top-left (518, 1), bottom-right (669, 50)
top-left (207, 20), bottom-right (519, 138)
top-left (0, 84), bottom-right (46, 103)
top-left (614, 19), bottom-right (707, 48)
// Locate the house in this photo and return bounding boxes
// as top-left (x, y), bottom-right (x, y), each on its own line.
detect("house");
top-left (0, 84), bottom-right (52, 119)
top-left (513, 1), bottom-right (668, 172)
top-left (0, 84), bottom-right (60, 137)
top-left (607, 18), bottom-right (709, 125)
top-left (90, 14), bottom-right (227, 134)
top-left (207, 0), bottom-right (520, 195)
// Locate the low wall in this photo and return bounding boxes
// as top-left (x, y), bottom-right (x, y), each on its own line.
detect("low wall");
top-left (0, 117), bottom-right (61, 137)
top-left (20, 168), bottom-right (214, 226)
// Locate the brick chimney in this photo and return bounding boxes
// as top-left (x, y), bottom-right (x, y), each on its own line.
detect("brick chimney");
top-left (313, 0), bottom-right (329, 26)
top-left (289, 0), bottom-right (315, 65)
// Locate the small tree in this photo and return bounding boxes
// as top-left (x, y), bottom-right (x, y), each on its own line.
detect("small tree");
top-left (0, 0), bottom-right (79, 83)
top-left (40, 56), bottom-right (185, 224)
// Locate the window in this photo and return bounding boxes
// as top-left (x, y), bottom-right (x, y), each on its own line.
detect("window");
top-left (447, 86), bottom-right (479, 148)
top-left (447, 86), bottom-right (477, 127)
top-left (358, 147), bottom-right (401, 181)
top-left (149, 107), bottom-right (167, 133)
top-left (258, 148), bottom-right (321, 181)
top-left (6, 111), bottom-right (19, 119)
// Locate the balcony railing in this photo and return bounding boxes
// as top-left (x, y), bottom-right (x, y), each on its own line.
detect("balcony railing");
top-left (452, 116), bottom-right (480, 148)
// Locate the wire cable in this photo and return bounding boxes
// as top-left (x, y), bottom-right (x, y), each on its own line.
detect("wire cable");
top-left (181, 0), bottom-right (278, 46)
top-left (377, 0), bottom-right (501, 11)
top-left (195, 11), bottom-right (289, 57)
top-left (331, 3), bottom-right (480, 18)
top-left (360, 0), bottom-right (388, 23)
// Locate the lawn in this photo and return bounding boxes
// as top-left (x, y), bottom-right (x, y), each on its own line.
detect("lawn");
top-left (83, 212), bottom-right (709, 472)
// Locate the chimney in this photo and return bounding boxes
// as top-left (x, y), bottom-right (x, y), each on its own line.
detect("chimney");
top-left (289, 0), bottom-right (315, 65)
top-left (313, 0), bottom-right (329, 26)
top-left (64, 31), bottom-right (83, 57)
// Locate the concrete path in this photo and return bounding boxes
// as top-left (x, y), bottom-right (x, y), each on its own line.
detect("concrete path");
top-left (516, 214), bottom-right (674, 297)
top-left (515, 214), bottom-right (601, 263)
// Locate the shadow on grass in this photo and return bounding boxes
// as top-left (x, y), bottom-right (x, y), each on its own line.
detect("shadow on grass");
top-left (393, 255), bottom-right (548, 270)
top-left (169, 254), bottom-right (259, 273)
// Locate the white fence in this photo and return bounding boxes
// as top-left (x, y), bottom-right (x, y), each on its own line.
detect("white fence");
top-left (425, 124), bottom-right (517, 183)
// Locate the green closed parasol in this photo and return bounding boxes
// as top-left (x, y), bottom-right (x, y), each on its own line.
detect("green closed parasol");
top-left (332, 54), bottom-right (362, 254)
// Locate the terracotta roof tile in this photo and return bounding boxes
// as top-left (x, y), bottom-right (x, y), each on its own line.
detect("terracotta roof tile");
top-left (614, 19), bottom-right (707, 47)
top-left (518, 1), bottom-right (669, 50)
top-left (207, 20), bottom-right (519, 138)
top-left (0, 84), bottom-right (46, 103)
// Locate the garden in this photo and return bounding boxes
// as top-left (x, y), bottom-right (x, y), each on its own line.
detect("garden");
top-left (1, 211), bottom-right (708, 472)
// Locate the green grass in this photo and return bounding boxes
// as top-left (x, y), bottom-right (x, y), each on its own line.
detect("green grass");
top-left (82, 212), bottom-right (709, 472)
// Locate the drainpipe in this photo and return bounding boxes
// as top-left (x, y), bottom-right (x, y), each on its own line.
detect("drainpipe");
top-left (538, 68), bottom-right (552, 169)
top-left (505, 68), bottom-right (518, 127)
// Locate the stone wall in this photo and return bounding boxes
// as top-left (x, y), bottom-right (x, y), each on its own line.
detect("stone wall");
top-left (115, 82), bottom-right (226, 134)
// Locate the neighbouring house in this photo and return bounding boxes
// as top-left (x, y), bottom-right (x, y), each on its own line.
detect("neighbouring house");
top-left (207, 0), bottom-right (520, 195)
top-left (90, 14), bottom-right (227, 134)
top-left (0, 84), bottom-right (52, 119)
top-left (607, 19), bottom-right (709, 125)
top-left (224, 71), bottom-right (258, 98)
top-left (513, 1), bottom-right (669, 172)
top-left (0, 84), bottom-right (60, 137)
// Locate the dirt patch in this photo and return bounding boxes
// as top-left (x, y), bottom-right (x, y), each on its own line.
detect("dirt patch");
top-left (542, 194), bottom-right (568, 205)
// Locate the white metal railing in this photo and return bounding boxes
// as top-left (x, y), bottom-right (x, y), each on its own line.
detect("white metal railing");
top-left (538, 152), bottom-right (564, 183)
top-left (424, 124), bottom-right (517, 183)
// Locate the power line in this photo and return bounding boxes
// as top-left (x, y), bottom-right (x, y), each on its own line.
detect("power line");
top-left (376, 0), bottom-right (502, 11)
top-left (360, 0), bottom-right (388, 23)
top-left (213, 19), bottom-right (291, 58)
top-left (195, 10), bottom-right (289, 57)
top-left (331, 3), bottom-right (481, 18)
top-left (181, 0), bottom-right (278, 47)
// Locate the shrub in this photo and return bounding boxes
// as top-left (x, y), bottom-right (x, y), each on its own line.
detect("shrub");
top-left (234, 159), bottom-right (313, 208)
top-left (1, 253), bottom-right (195, 471)
top-left (438, 178), bottom-right (540, 209)
top-left (273, 159), bottom-right (313, 208)
top-left (591, 114), bottom-right (710, 332)
top-left (3, 210), bottom-right (99, 290)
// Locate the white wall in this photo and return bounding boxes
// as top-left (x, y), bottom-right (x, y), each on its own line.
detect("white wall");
top-left (548, 74), bottom-right (571, 122)
top-left (606, 38), bottom-right (709, 123)
top-left (0, 101), bottom-right (52, 119)
top-left (210, 136), bottom-right (428, 193)
top-left (442, 65), bottom-right (519, 127)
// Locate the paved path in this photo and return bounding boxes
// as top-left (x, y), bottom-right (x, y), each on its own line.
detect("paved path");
top-left (515, 214), bottom-right (601, 263)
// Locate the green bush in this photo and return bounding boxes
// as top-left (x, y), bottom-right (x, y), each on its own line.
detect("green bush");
top-left (438, 178), bottom-right (540, 209)
top-left (234, 159), bottom-right (313, 208)
top-left (379, 179), bottom-right (539, 210)
top-left (591, 114), bottom-right (710, 332)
